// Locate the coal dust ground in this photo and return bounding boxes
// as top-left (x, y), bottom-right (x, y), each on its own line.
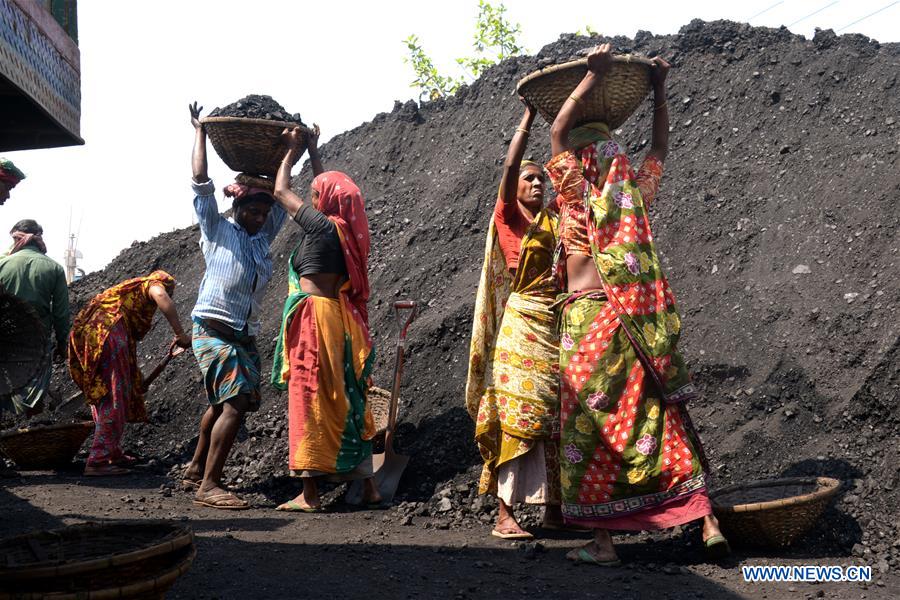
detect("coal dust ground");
top-left (2, 19), bottom-right (900, 600)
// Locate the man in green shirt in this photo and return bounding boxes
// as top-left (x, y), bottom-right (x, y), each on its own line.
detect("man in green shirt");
top-left (0, 219), bottom-right (70, 415)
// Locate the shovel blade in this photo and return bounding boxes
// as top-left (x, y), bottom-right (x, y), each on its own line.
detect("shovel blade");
top-left (344, 450), bottom-right (410, 506)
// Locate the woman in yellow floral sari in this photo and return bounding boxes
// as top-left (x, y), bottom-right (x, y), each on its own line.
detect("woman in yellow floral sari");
top-left (465, 99), bottom-right (563, 539)
top-left (69, 271), bottom-right (191, 476)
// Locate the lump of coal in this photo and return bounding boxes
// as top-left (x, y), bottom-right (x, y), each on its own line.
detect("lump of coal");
top-left (208, 94), bottom-right (305, 125)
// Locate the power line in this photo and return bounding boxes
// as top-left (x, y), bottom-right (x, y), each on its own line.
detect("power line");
top-left (837, 0), bottom-right (899, 32)
top-left (748, 1), bottom-right (785, 22)
top-left (788, 1), bottom-right (840, 27)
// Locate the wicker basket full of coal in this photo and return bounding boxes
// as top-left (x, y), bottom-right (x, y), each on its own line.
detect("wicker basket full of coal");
top-left (201, 116), bottom-right (306, 177)
top-left (0, 521), bottom-right (196, 599)
top-left (710, 477), bottom-right (841, 548)
top-left (517, 54), bottom-right (654, 129)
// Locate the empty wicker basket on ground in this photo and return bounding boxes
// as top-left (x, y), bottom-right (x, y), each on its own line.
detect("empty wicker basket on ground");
top-left (0, 521), bottom-right (195, 600)
top-left (517, 55), bottom-right (654, 129)
top-left (200, 116), bottom-right (306, 177)
top-left (710, 476), bottom-right (841, 548)
top-left (0, 421), bottom-right (94, 470)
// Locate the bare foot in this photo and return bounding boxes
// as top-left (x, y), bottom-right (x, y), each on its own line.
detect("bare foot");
top-left (701, 514), bottom-right (723, 542)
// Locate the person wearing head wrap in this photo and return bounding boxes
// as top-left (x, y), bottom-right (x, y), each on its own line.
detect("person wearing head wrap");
top-left (465, 99), bottom-right (567, 539)
top-left (0, 158), bottom-right (25, 206)
top-left (544, 44), bottom-right (727, 565)
top-left (181, 102), bottom-right (288, 509)
top-left (0, 220), bottom-right (69, 416)
top-left (68, 271), bottom-right (191, 476)
top-left (268, 125), bottom-right (380, 512)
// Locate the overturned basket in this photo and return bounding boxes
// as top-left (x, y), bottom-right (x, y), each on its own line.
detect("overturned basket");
top-left (0, 521), bottom-right (195, 599)
top-left (517, 55), bottom-right (654, 129)
top-left (0, 421), bottom-right (93, 470)
top-left (201, 116), bottom-right (306, 177)
top-left (710, 476), bottom-right (841, 548)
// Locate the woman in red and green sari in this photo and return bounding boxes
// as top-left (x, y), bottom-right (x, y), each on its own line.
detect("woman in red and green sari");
top-left (546, 44), bottom-right (727, 565)
top-left (271, 126), bottom-right (381, 512)
top-left (465, 99), bottom-right (566, 539)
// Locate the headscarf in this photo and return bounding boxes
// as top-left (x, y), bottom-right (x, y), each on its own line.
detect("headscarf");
top-left (312, 171), bottom-right (371, 326)
top-left (0, 158), bottom-right (25, 189)
top-left (9, 219), bottom-right (46, 254)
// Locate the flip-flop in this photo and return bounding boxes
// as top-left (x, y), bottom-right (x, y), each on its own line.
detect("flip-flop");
top-left (275, 501), bottom-right (323, 513)
top-left (569, 547), bottom-right (622, 567)
top-left (193, 491), bottom-right (250, 510)
top-left (491, 528), bottom-right (534, 540)
top-left (84, 464), bottom-right (131, 477)
top-left (181, 479), bottom-right (201, 491)
top-left (704, 534), bottom-right (731, 558)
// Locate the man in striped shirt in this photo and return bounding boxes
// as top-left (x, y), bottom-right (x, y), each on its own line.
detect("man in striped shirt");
top-left (183, 102), bottom-right (288, 509)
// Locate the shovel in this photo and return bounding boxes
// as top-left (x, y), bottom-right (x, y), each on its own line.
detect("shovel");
top-left (55, 338), bottom-right (186, 419)
top-left (346, 300), bottom-right (417, 505)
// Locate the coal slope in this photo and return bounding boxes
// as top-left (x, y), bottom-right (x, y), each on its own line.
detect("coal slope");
top-left (50, 20), bottom-right (899, 560)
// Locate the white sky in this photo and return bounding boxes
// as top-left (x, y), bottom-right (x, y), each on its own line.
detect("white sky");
top-left (3, 0), bottom-right (898, 273)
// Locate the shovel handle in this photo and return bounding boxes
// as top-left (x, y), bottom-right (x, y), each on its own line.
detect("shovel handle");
top-left (386, 301), bottom-right (417, 449)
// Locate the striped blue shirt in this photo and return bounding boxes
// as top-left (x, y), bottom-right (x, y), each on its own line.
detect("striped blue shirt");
top-left (190, 179), bottom-right (287, 335)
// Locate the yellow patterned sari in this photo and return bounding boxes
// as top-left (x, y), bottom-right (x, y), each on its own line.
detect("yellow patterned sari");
top-left (465, 206), bottom-right (560, 498)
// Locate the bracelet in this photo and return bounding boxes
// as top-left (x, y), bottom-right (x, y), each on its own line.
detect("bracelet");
top-left (654, 101), bottom-right (668, 112)
top-left (515, 127), bottom-right (530, 134)
top-left (568, 93), bottom-right (584, 106)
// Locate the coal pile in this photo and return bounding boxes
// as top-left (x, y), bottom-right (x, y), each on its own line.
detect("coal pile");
top-left (34, 20), bottom-right (900, 568)
top-left (208, 94), bottom-right (305, 124)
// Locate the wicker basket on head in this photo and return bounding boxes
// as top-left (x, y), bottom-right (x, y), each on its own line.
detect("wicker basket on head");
top-left (710, 476), bottom-right (841, 548)
top-left (0, 421), bottom-right (93, 470)
top-left (201, 116), bottom-right (306, 177)
top-left (517, 55), bottom-right (654, 129)
top-left (0, 521), bottom-right (195, 599)
top-left (0, 292), bottom-right (48, 396)
top-left (368, 386), bottom-right (392, 435)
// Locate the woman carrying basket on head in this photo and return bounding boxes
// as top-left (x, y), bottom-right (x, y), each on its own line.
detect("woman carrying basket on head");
top-left (465, 98), bottom-right (568, 540)
top-left (69, 271), bottom-right (191, 476)
top-left (546, 44), bottom-right (727, 565)
top-left (270, 125), bottom-right (382, 512)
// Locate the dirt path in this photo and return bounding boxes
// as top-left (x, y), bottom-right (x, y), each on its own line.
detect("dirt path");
top-left (2, 470), bottom-right (896, 599)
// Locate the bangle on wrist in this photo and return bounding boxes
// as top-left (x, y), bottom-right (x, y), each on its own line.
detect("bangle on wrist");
top-left (515, 127), bottom-right (530, 134)
top-left (654, 101), bottom-right (667, 112)
top-left (568, 93), bottom-right (584, 106)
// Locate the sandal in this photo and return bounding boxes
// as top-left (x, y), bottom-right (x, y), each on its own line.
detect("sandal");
top-left (193, 491), bottom-right (250, 510)
top-left (704, 534), bottom-right (731, 559)
top-left (491, 527), bottom-right (534, 540)
top-left (84, 464), bottom-right (131, 477)
top-left (568, 547), bottom-right (622, 567)
top-left (181, 478), bottom-right (202, 491)
top-left (275, 500), bottom-right (323, 513)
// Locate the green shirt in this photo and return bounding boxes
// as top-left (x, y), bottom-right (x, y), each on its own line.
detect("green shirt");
top-left (0, 247), bottom-right (70, 346)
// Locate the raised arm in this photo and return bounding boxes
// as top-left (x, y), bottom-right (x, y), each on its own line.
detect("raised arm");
top-left (645, 56), bottom-right (670, 164)
top-left (189, 101), bottom-right (208, 182)
top-left (550, 43), bottom-right (612, 157)
top-left (273, 127), bottom-right (308, 217)
top-left (148, 284), bottom-right (191, 348)
top-left (498, 101), bottom-right (537, 205)
top-left (306, 124), bottom-right (324, 177)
